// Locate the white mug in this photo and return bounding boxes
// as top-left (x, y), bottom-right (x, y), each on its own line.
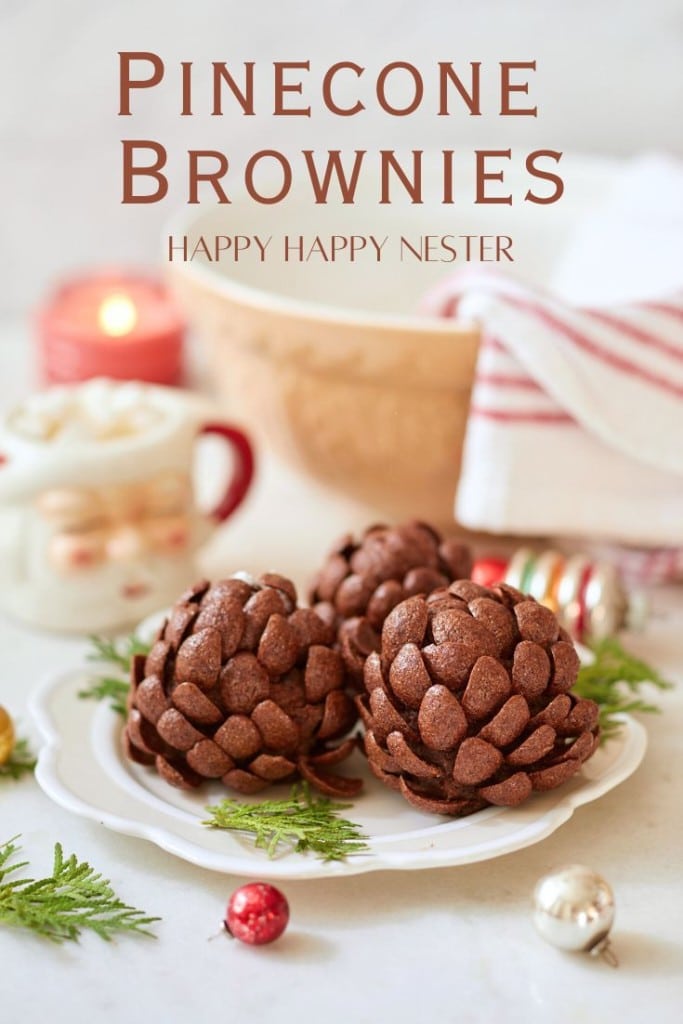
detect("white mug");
top-left (0, 379), bottom-right (254, 632)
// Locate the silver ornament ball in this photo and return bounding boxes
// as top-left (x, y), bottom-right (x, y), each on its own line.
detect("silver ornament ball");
top-left (533, 864), bottom-right (615, 956)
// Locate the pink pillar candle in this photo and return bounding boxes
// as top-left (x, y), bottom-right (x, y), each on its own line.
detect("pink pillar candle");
top-left (38, 272), bottom-right (185, 385)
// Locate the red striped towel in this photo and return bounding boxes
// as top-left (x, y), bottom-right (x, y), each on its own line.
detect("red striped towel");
top-left (423, 269), bottom-right (683, 555)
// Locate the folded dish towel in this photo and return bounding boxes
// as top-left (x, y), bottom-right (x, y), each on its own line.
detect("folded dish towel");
top-left (421, 153), bottom-right (683, 565)
top-left (422, 270), bottom-right (683, 549)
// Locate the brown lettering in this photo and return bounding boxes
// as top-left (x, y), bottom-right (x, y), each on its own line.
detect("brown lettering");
top-left (303, 150), bottom-right (365, 203)
top-left (475, 150), bottom-right (512, 204)
top-left (245, 150), bottom-right (292, 203)
top-left (380, 150), bottom-right (423, 203)
top-left (322, 62), bottom-right (365, 115)
top-left (438, 62), bottom-right (481, 115)
top-left (525, 150), bottom-right (564, 203)
top-left (500, 61), bottom-right (537, 116)
top-left (376, 62), bottom-right (424, 116)
top-left (119, 52), bottom-right (164, 115)
top-left (273, 61), bottom-right (311, 116)
top-left (121, 140), bottom-right (168, 203)
top-left (189, 151), bottom-right (230, 203)
top-left (212, 62), bottom-right (255, 115)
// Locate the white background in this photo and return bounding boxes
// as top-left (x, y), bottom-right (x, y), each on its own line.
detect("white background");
top-left (1, 5), bottom-right (682, 1022)
top-left (1, 0), bottom-right (682, 312)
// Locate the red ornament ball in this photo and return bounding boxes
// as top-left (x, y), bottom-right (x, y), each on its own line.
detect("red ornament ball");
top-left (225, 883), bottom-right (290, 945)
top-left (471, 557), bottom-right (509, 589)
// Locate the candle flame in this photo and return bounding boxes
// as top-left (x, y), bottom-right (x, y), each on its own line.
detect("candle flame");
top-left (98, 293), bottom-right (138, 337)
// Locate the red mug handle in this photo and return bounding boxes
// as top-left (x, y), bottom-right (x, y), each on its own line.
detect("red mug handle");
top-left (199, 422), bottom-right (255, 522)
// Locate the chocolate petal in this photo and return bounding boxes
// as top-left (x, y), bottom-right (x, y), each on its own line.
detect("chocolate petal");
top-left (289, 608), bottom-right (334, 648)
top-left (186, 739), bottom-right (234, 777)
top-left (131, 653), bottom-right (147, 686)
top-left (389, 643), bottom-right (432, 709)
top-left (122, 731), bottom-right (154, 766)
top-left (304, 645), bottom-right (345, 703)
top-left (202, 578), bottom-right (253, 608)
top-left (312, 553), bottom-right (349, 603)
top-left (530, 759), bottom-right (582, 791)
top-left (175, 628), bottom-right (222, 690)
top-left (468, 597), bottom-right (517, 655)
top-left (479, 771), bottom-right (533, 806)
top-left (363, 652), bottom-right (384, 694)
top-left (155, 754), bottom-right (201, 789)
top-left (549, 640), bottom-right (581, 694)
top-left (403, 567), bottom-right (448, 597)
top-left (492, 583), bottom-right (526, 608)
top-left (417, 685), bottom-right (467, 750)
top-left (514, 600), bottom-right (560, 645)
top-left (126, 708), bottom-right (166, 756)
top-left (156, 708), bottom-right (205, 752)
top-left (399, 777), bottom-right (483, 816)
top-left (145, 641), bottom-right (171, 680)
top-left (381, 596), bottom-right (429, 664)
top-left (213, 715), bottom-right (263, 760)
top-left (438, 539), bottom-right (473, 580)
top-left (430, 609), bottom-right (472, 644)
top-left (563, 731), bottom-right (598, 761)
top-left (448, 580), bottom-right (490, 602)
top-left (563, 698), bottom-right (600, 735)
top-left (335, 574), bottom-right (374, 617)
top-left (431, 611), bottom-right (500, 657)
top-left (366, 580), bottom-right (406, 629)
top-left (506, 724), bottom-right (557, 766)
top-left (222, 768), bottom-right (270, 794)
top-left (194, 601), bottom-right (245, 659)
top-left (368, 686), bottom-right (413, 744)
top-left (461, 656), bottom-right (511, 719)
top-left (511, 641), bottom-right (551, 700)
top-left (242, 588), bottom-right (291, 648)
top-left (298, 758), bottom-right (363, 798)
top-left (251, 699), bottom-right (300, 753)
top-left (478, 695), bottom-right (530, 746)
top-left (386, 730), bottom-right (442, 778)
top-left (368, 757), bottom-right (402, 791)
top-left (172, 682), bottom-right (222, 725)
top-left (249, 753), bottom-right (297, 781)
top-left (258, 573), bottom-right (297, 608)
top-left (355, 694), bottom-right (374, 733)
top-left (179, 579), bottom-right (211, 604)
top-left (134, 674), bottom-right (169, 724)
top-left (530, 693), bottom-right (572, 729)
top-left (452, 737), bottom-right (503, 785)
top-left (220, 652), bottom-right (270, 714)
top-left (363, 730), bottom-right (400, 773)
top-left (307, 737), bottom-right (357, 766)
top-left (317, 690), bottom-right (356, 740)
top-left (422, 642), bottom-right (478, 689)
top-left (257, 613), bottom-right (301, 676)
top-left (165, 603), bottom-right (200, 649)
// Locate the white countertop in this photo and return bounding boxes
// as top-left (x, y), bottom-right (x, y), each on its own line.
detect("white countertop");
top-left (0, 323), bottom-right (681, 1023)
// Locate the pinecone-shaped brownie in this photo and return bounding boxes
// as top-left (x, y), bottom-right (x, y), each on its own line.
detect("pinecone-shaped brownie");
top-left (357, 580), bottom-right (600, 815)
top-left (310, 520), bottom-right (472, 681)
top-left (124, 574), bottom-right (360, 797)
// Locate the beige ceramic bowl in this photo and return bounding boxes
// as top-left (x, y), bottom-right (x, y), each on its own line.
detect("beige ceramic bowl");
top-left (168, 156), bottom-right (614, 525)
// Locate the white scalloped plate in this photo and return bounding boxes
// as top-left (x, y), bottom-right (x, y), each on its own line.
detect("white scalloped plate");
top-left (30, 663), bottom-right (647, 879)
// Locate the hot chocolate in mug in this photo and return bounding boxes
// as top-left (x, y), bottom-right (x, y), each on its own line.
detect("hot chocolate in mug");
top-left (0, 379), bottom-right (254, 632)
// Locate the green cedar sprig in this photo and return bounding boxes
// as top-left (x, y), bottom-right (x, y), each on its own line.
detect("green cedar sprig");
top-left (573, 636), bottom-right (673, 739)
top-left (0, 836), bottom-right (160, 942)
top-left (204, 782), bottom-right (369, 862)
top-left (0, 739), bottom-right (36, 781)
top-left (79, 634), bottom-right (151, 716)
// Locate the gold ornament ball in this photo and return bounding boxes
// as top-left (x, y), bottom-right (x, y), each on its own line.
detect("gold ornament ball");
top-left (0, 705), bottom-right (15, 764)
